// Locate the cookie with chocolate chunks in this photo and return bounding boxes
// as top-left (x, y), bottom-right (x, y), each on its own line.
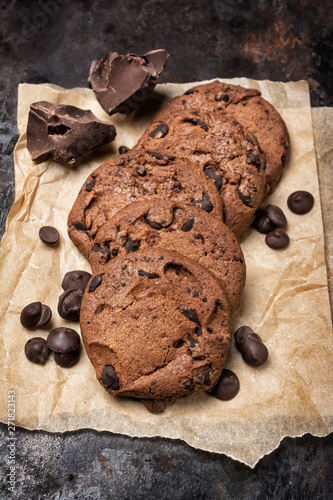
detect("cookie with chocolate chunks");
top-left (68, 146), bottom-right (223, 258)
top-left (80, 247), bottom-right (231, 410)
top-left (90, 199), bottom-right (246, 313)
top-left (138, 108), bottom-right (266, 236)
top-left (141, 80), bottom-right (290, 197)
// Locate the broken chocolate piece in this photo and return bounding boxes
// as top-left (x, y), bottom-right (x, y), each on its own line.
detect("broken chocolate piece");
top-left (88, 49), bottom-right (169, 115)
top-left (27, 101), bottom-right (116, 166)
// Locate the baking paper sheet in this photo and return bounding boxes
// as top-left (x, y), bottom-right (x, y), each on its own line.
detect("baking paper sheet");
top-left (0, 79), bottom-right (332, 468)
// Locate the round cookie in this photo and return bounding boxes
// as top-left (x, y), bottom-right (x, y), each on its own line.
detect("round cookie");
top-left (138, 108), bottom-right (266, 235)
top-left (80, 247), bottom-right (231, 407)
top-left (140, 80), bottom-right (290, 196)
top-left (89, 199), bottom-right (246, 313)
top-left (68, 146), bottom-right (223, 258)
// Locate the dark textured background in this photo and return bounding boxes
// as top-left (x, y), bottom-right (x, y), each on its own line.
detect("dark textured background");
top-left (1, 1), bottom-right (333, 498)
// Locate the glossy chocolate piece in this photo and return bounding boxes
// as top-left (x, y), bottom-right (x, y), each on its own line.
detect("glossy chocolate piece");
top-left (88, 49), bottom-right (169, 115)
top-left (61, 270), bottom-right (92, 291)
top-left (20, 302), bottom-right (52, 328)
top-left (27, 101), bottom-right (116, 166)
top-left (47, 327), bottom-right (80, 353)
top-left (234, 326), bottom-right (269, 366)
top-left (209, 369), bottom-right (240, 401)
top-left (265, 229), bottom-right (290, 249)
top-left (54, 349), bottom-right (80, 368)
top-left (58, 289), bottom-right (84, 321)
top-left (24, 337), bottom-right (50, 364)
top-left (39, 226), bottom-right (60, 244)
top-left (287, 190), bottom-right (314, 214)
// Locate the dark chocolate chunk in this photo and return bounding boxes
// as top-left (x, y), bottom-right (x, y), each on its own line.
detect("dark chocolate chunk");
top-left (47, 327), bottom-right (80, 353)
top-left (118, 145), bottom-right (129, 154)
top-left (20, 302), bottom-right (51, 328)
top-left (194, 326), bottom-right (202, 337)
top-left (58, 289), bottom-right (84, 321)
top-left (148, 150), bottom-right (164, 160)
top-left (39, 226), bottom-right (59, 245)
top-left (180, 308), bottom-right (200, 325)
top-left (181, 218), bottom-right (195, 232)
top-left (88, 49), bottom-right (169, 115)
top-left (249, 151), bottom-right (262, 170)
top-left (265, 229), bottom-right (290, 249)
top-left (193, 193), bottom-right (214, 213)
top-left (190, 118), bottom-right (209, 131)
top-left (196, 367), bottom-right (213, 386)
top-left (138, 270), bottom-right (160, 279)
top-left (215, 94), bottom-right (229, 102)
top-left (136, 165), bottom-right (146, 176)
top-left (234, 326), bottom-right (269, 366)
top-left (146, 217), bottom-right (163, 230)
top-left (25, 337), bottom-right (50, 365)
top-left (54, 349), bottom-right (80, 368)
top-left (252, 209), bottom-right (277, 234)
top-left (27, 101), bottom-right (116, 166)
top-left (204, 168), bottom-right (223, 191)
top-left (287, 191), bottom-right (314, 214)
top-left (184, 89), bottom-right (198, 95)
top-left (124, 235), bottom-right (141, 253)
top-left (102, 365), bottom-right (120, 390)
top-left (149, 121), bottom-right (169, 139)
top-left (238, 189), bottom-right (253, 207)
top-left (89, 275), bottom-right (103, 292)
top-left (209, 369), bottom-right (240, 401)
top-left (246, 135), bottom-right (255, 145)
top-left (85, 177), bottom-right (95, 192)
top-left (71, 221), bottom-right (89, 232)
top-left (266, 204), bottom-right (287, 228)
top-left (62, 270), bottom-right (92, 291)
top-left (184, 380), bottom-right (194, 391)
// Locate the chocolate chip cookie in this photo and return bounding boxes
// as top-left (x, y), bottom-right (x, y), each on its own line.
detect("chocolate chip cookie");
top-left (89, 199), bottom-right (246, 313)
top-left (80, 247), bottom-right (231, 407)
top-left (67, 146), bottom-right (223, 258)
top-left (138, 108), bottom-right (266, 235)
top-left (141, 80), bottom-right (290, 196)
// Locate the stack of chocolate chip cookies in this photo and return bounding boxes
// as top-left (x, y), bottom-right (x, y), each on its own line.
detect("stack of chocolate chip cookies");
top-left (67, 81), bottom-right (290, 413)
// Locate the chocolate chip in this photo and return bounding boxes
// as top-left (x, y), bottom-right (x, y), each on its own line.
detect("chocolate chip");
top-left (146, 217), bottom-right (163, 230)
top-left (118, 145), bottom-right (129, 154)
top-left (47, 327), bottom-right (80, 353)
top-left (174, 339), bottom-right (185, 348)
top-left (196, 367), bottom-right (213, 386)
top-left (141, 399), bottom-right (167, 414)
top-left (91, 244), bottom-right (110, 262)
top-left (20, 302), bottom-right (52, 328)
top-left (181, 218), bottom-right (195, 232)
top-left (71, 221), bottom-right (89, 232)
top-left (85, 177), bottom-right (95, 192)
top-left (252, 209), bottom-right (277, 234)
top-left (194, 326), bottom-right (202, 336)
top-left (265, 229), bottom-right (290, 249)
top-left (266, 205), bottom-right (287, 228)
top-left (89, 274), bottom-right (103, 292)
top-left (58, 289), bottom-right (84, 321)
top-left (39, 226), bottom-right (59, 244)
top-left (54, 349), bottom-right (80, 368)
top-left (102, 365), bottom-right (120, 390)
top-left (184, 88), bottom-right (198, 95)
top-left (234, 326), bottom-right (269, 366)
top-left (62, 270), bottom-right (92, 291)
top-left (193, 193), bottom-right (214, 213)
top-left (248, 151), bottom-right (262, 171)
top-left (148, 151), bottom-right (163, 160)
top-left (287, 190), bottom-right (314, 214)
top-left (204, 169), bottom-right (223, 191)
top-left (184, 380), bottom-right (194, 391)
top-left (190, 118), bottom-right (209, 131)
top-left (138, 270), bottom-right (160, 279)
top-left (215, 94), bottom-right (229, 102)
top-left (180, 308), bottom-right (200, 324)
top-left (123, 235), bottom-right (141, 253)
top-left (136, 165), bottom-right (146, 176)
top-left (238, 189), bottom-right (253, 207)
top-left (149, 121), bottom-right (169, 139)
top-left (209, 369), bottom-right (240, 401)
top-left (246, 135), bottom-right (255, 145)
top-left (25, 337), bottom-right (50, 364)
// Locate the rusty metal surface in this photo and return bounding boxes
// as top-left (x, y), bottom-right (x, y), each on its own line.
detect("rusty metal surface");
top-left (0, 1), bottom-right (333, 498)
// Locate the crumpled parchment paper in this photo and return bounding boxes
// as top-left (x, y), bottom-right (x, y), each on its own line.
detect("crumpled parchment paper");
top-left (0, 79), bottom-right (332, 468)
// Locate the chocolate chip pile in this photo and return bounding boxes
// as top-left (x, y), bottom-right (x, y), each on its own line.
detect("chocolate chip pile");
top-left (23, 66), bottom-right (316, 413)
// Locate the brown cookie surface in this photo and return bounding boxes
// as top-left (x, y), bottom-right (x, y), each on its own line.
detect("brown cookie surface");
top-left (80, 247), bottom-right (231, 406)
top-left (68, 146), bottom-right (222, 258)
top-left (89, 199), bottom-right (246, 313)
top-left (138, 108), bottom-right (266, 235)
top-left (142, 80), bottom-right (290, 196)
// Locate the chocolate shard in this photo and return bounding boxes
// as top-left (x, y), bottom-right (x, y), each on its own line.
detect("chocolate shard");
top-left (88, 49), bottom-right (169, 115)
top-left (27, 101), bottom-right (117, 166)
